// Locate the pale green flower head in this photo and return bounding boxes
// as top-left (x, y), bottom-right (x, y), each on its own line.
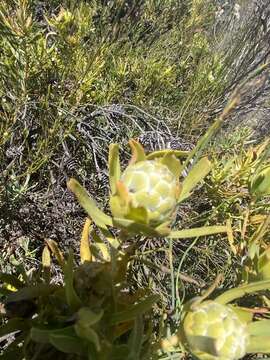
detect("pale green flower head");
top-left (183, 301), bottom-right (249, 360)
top-left (119, 159), bottom-right (179, 225)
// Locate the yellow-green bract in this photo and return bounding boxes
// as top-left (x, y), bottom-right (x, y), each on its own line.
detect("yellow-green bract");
top-left (183, 301), bottom-right (249, 360)
top-left (110, 160), bottom-right (180, 226)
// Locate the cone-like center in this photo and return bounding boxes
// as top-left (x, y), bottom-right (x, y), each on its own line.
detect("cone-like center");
top-left (121, 160), bottom-right (179, 225)
top-left (183, 301), bottom-right (249, 360)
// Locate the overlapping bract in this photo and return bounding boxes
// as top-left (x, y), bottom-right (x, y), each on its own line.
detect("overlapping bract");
top-left (183, 301), bottom-right (249, 360)
top-left (108, 139), bottom-right (185, 235)
top-left (111, 160), bottom-right (180, 226)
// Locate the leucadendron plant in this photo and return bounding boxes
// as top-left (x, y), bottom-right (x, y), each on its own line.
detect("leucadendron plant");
top-left (0, 135), bottom-right (230, 359)
top-left (162, 278), bottom-right (270, 360)
top-left (0, 233), bottom-right (159, 359)
top-left (67, 138), bottom-right (229, 242)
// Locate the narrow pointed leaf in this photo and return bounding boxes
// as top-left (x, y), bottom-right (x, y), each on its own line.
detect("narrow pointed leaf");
top-left (67, 178), bottom-right (112, 229)
top-left (129, 139), bottom-right (146, 164)
top-left (46, 239), bottom-right (65, 268)
top-left (91, 230), bottom-right (110, 261)
top-left (50, 333), bottom-right (86, 354)
top-left (110, 194), bottom-right (128, 219)
top-left (226, 219), bottom-right (237, 255)
top-left (109, 143), bottom-right (121, 194)
top-left (42, 245), bottom-right (51, 268)
top-left (168, 225), bottom-right (228, 239)
top-left (115, 181), bottom-right (130, 203)
top-left (75, 324), bottom-right (100, 351)
top-left (258, 248), bottom-right (270, 271)
top-left (42, 245), bottom-right (51, 283)
top-left (80, 218), bottom-right (92, 263)
top-left (249, 166), bottom-right (270, 197)
top-left (63, 251), bottom-right (82, 311)
top-left (77, 307), bottom-right (104, 327)
top-left (160, 153), bottom-right (181, 178)
top-left (178, 157), bottom-right (212, 202)
top-left (215, 280), bottom-right (270, 304)
top-left (31, 325), bottom-right (75, 344)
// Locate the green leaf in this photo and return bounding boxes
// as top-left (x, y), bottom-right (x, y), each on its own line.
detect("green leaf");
top-left (247, 336), bottom-right (270, 353)
top-left (178, 157), bottom-right (212, 202)
top-left (215, 280), bottom-right (270, 305)
top-left (75, 323), bottom-right (100, 351)
top-left (249, 166), bottom-right (270, 197)
top-left (247, 320), bottom-right (270, 336)
top-left (45, 239), bottom-right (65, 268)
top-left (109, 143), bottom-right (121, 194)
top-left (67, 178), bottom-right (113, 229)
top-left (0, 273), bottom-right (24, 289)
top-left (91, 229), bottom-right (110, 261)
top-left (160, 153), bottom-right (181, 178)
top-left (6, 284), bottom-right (58, 302)
top-left (77, 307), bottom-right (104, 327)
top-left (31, 325), bottom-right (75, 344)
top-left (110, 295), bottom-right (159, 324)
top-left (42, 246), bottom-right (51, 283)
top-left (258, 247), bottom-right (270, 280)
top-left (30, 326), bottom-right (86, 354)
top-left (63, 250), bottom-right (82, 311)
top-left (129, 139), bottom-right (146, 164)
top-left (42, 246), bottom-right (51, 268)
top-left (127, 315), bottom-right (144, 360)
top-left (50, 333), bottom-right (86, 355)
top-left (80, 218), bottom-right (92, 263)
top-left (168, 225), bottom-right (228, 239)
